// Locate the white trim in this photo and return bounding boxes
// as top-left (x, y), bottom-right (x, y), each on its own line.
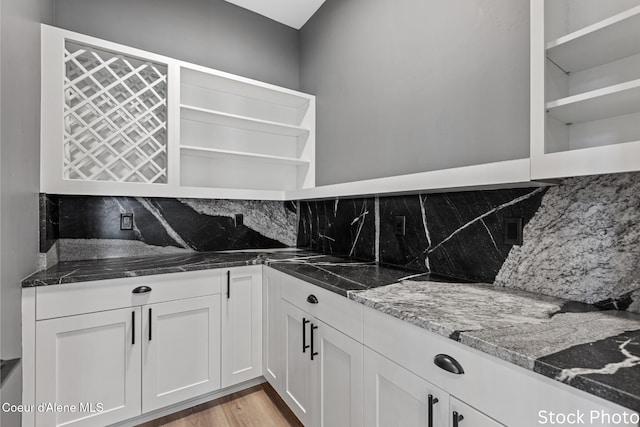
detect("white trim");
top-left (21, 288), bottom-right (36, 427)
top-left (286, 159), bottom-right (552, 201)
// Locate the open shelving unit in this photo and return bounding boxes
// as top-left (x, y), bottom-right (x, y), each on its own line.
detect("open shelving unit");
top-left (41, 25), bottom-right (316, 200)
top-left (531, 0), bottom-right (640, 179)
top-left (178, 65), bottom-right (315, 194)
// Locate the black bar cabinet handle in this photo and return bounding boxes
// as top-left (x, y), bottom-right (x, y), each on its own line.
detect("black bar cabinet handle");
top-left (227, 271), bottom-right (231, 299)
top-left (310, 324), bottom-right (318, 360)
top-left (302, 318), bottom-right (310, 353)
top-left (132, 311), bottom-right (135, 345)
top-left (428, 394), bottom-right (439, 427)
top-left (132, 286), bottom-right (152, 294)
top-left (149, 308), bottom-right (152, 341)
top-left (453, 411), bottom-right (464, 427)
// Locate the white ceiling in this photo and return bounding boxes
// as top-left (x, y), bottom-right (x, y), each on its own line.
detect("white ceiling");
top-left (225, 0), bottom-right (326, 29)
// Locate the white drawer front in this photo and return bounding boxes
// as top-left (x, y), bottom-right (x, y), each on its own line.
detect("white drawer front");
top-left (36, 269), bottom-right (222, 320)
top-left (280, 272), bottom-right (363, 342)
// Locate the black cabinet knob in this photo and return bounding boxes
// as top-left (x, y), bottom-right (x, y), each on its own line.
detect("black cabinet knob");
top-left (307, 294), bottom-right (319, 304)
top-left (132, 286), bottom-right (152, 294)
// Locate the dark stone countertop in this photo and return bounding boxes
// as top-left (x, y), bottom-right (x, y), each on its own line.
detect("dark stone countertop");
top-left (22, 250), bottom-right (640, 413)
top-left (22, 250), bottom-right (412, 295)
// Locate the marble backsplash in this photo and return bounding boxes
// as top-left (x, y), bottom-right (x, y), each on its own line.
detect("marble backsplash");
top-left (298, 188), bottom-right (546, 283)
top-left (299, 172), bottom-right (640, 313)
top-left (40, 194), bottom-right (297, 267)
top-left (495, 173), bottom-right (640, 313)
top-left (40, 173), bottom-right (640, 313)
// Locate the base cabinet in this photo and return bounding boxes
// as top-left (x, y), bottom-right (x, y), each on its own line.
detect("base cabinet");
top-left (364, 348), bottom-right (447, 427)
top-left (282, 299), bottom-right (314, 425)
top-left (281, 298), bottom-right (364, 427)
top-left (35, 308), bottom-right (142, 427)
top-left (221, 266), bottom-right (263, 388)
top-left (364, 348), bottom-right (502, 427)
top-left (313, 317), bottom-right (364, 427)
top-left (263, 267), bottom-right (283, 392)
top-left (29, 270), bottom-right (224, 427)
top-left (142, 295), bottom-right (221, 413)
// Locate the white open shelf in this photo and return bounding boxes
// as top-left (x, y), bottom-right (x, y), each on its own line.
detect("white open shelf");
top-left (181, 105), bottom-right (309, 137)
top-left (181, 66), bottom-right (310, 108)
top-left (546, 78), bottom-right (640, 124)
top-left (180, 145), bottom-right (308, 166)
top-left (546, 5), bottom-right (640, 73)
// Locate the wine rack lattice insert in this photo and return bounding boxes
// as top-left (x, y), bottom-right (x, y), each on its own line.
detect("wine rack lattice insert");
top-left (63, 41), bottom-right (168, 183)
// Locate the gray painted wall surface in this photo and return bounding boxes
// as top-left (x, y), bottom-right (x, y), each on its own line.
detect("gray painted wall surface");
top-left (54, 0), bottom-right (300, 90)
top-left (300, 0), bottom-right (531, 185)
top-left (1, 0), bottom-right (53, 423)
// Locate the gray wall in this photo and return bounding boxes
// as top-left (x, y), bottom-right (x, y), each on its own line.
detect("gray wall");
top-left (53, 0), bottom-right (300, 90)
top-left (1, 0), bottom-right (53, 422)
top-left (300, 0), bottom-right (531, 185)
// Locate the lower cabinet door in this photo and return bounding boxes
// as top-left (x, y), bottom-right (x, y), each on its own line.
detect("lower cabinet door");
top-left (263, 267), bottom-right (283, 393)
top-left (364, 348), bottom-right (448, 427)
top-left (142, 295), bottom-right (221, 413)
top-left (312, 319), bottom-right (363, 427)
top-left (449, 397), bottom-right (504, 427)
top-left (35, 308), bottom-right (142, 427)
top-left (281, 299), bottom-right (313, 425)
top-left (221, 266), bottom-right (263, 388)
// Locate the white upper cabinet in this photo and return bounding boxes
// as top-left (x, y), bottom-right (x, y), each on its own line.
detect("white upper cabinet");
top-left (531, 0), bottom-right (640, 179)
top-left (40, 25), bottom-right (315, 200)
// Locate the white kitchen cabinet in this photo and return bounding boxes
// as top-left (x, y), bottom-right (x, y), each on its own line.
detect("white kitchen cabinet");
top-left (363, 305), bottom-right (636, 427)
top-left (313, 317), bottom-right (364, 427)
top-left (279, 281), bottom-right (364, 427)
top-left (221, 266), bottom-right (263, 388)
top-left (25, 270), bottom-right (223, 427)
top-left (364, 347), bottom-right (447, 427)
top-left (142, 295), bottom-right (221, 412)
top-left (282, 299), bottom-right (314, 425)
top-left (262, 266), bottom-right (284, 393)
top-left (530, 0), bottom-right (640, 179)
top-left (40, 24), bottom-right (315, 200)
top-left (35, 307), bottom-right (142, 427)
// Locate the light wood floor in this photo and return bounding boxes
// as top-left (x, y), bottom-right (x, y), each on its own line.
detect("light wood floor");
top-left (137, 383), bottom-right (304, 427)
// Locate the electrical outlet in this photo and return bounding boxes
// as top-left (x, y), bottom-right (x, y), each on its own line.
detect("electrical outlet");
top-left (120, 213), bottom-right (134, 230)
top-left (503, 218), bottom-right (523, 245)
top-left (234, 214), bottom-right (244, 227)
top-left (395, 216), bottom-right (406, 236)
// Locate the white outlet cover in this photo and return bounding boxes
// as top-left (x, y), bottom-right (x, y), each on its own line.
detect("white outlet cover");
top-left (225, 0), bottom-right (326, 29)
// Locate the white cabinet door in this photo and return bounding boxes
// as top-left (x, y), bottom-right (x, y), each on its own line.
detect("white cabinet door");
top-left (35, 308), bottom-right (142, 427)
top-left (312, 319), bottom-right (363, 427)
top-left (449, 397), bottom-right (504, 427)
top-left (364, 348), bottom-right (448, 427)
top-left (142, 295), bottom-right (221, 413)
top-left (282, 299), bottom-right (313, 425)
top-left (263, 266), bottom-right (283, 392)
top-left (221, 266), bottom-right (263, 388)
